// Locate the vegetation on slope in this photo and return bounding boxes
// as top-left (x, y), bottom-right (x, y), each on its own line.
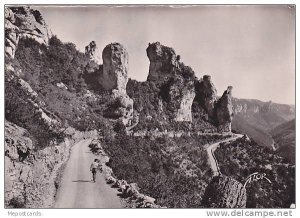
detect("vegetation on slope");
top-left (13, 36), bottom-right (89, 92)
top-left (215, 137), bottom-right (295, 208)
top-left (232, 98), bottom-right (295, 149)
top-left (6, 36), bottom-right (112, 148)
top-left (102, 129), bottom-right (231, 208)
top-left (271, 119), bottom-right (295, 164)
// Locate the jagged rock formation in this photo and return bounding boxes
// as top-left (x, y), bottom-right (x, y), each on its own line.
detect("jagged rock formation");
top-left (146, 42), bottom-right (177, 82)
top-left (4, 5), bottom-right (235, 132)
top-left (99, 43), bottom-right (129, 92)
top-left (5, 8), bottom-right (19, 58)
top-left (194, 75), bottom-right (233, 132)
top-left (146, 42), bottom-right (196, 122)
top-left (173, 78), bottom-right (195, 122)
top-left (160, 75), bottom-right (196, 122)
top-left (5, 6), bottom-right (52, 58)
top-left (195, 75), bottom-right (218, 117)
top-left (99, 43), bottom-right (133, 125)
top-left (215, 86), bottom-right (234, 132)
top-left (202, 175), bottom-right (247, 208)
top-left (85, 41), bottom-right (101, 64)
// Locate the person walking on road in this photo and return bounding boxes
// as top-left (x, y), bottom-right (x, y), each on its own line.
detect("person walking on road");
top-left (90, 159), bottom-right (101, 182)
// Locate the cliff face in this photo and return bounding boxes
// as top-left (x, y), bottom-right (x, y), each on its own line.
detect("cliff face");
top-left (202, 175), bottom-right (247, 208)
top-left (5, 121), bottom-right (70, 208)
top-left (194, 76), bottom-right (233, 132)
top-left (85, 41), bottom-right (101, 64)
top-left (98, 43), bottom-right (133, 126)
top-left (5, 8), bottom-right (19, 58)
top-left (173, 78), bottom-right (195, 122)
top-left (146, 42), bottom-right (177, 82)
top-left (99, 43), bottom-right (129, 92)
top-left (5, 6), bottom-right (52, 58)
top-left (195, 75), bottom-right (218, 118)
top-left (125, 42), bottom-right (234, 131)
top-left (4, 120), bottom-right (96, 208)
top-left (146, 42), bottom-right (196, 122)
top-left (215, 86), bottom-right (234, 132)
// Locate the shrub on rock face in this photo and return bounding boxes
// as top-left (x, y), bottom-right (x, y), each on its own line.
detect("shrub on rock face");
top-left (14, 36), bottom-right (90, 92)
top-left (5, 77), bottom-right (65, 149)
top-left (113, 121), bottom-right (126, 134)
top-left (215, 138), bottom-right (295, 208)
top-left (103, 91), bottom-right (133, 121)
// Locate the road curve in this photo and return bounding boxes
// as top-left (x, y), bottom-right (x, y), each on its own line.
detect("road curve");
top-left (54, 139), bottom-right (122, 208)
top-left (205, 134), bottom-right (243, 176)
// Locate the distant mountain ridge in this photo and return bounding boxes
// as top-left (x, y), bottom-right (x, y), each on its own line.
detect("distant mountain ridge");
top-left (231, 98), bottom-right (295, 149)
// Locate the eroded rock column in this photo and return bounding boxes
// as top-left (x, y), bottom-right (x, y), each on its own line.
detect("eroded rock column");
top-left (195, 75), bottom-right (218, 118)
top-left (100, 43), bottom-right (133, 126)
top-left (215, 86), bottom-right (234, 132)
top-left (146, 42), bottom-right (196, 122)
top-left (100, 43), bottom-right (129, 93)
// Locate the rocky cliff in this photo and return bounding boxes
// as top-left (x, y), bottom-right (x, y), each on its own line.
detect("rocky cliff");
top-left (202, 175), bottom-right (247, 208)
top-left (146, 42), bottom-right (178, 82)
top-left (194, 75), bottom-right (218, 118)
top-left (4, 6), bottom-right (235, 133)
top-left (125, 42), bottom-right (234, 131)
top-left (5, 6), bottom-right (52, 58)
top-left (146, 42), bottom-right (197, 122)
top-left (85, 41), bottom-right (101, 64)
top-left (232, 99), bottom-right (294, 116)
top-left (4, 120), bottom-right (96, 208)
top-left (5, 121), bottom-right (68, 208)
top-left (215, 86), bottom-right (234, 132)
top-left (98, 43), bottom-right (133, 126)
top-left (99, 43), bottom-right (129, 92)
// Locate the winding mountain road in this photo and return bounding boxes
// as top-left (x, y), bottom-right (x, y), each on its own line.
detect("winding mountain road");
top-left (54, 139), bottom-right (122, 208)
top-left (205, 134), bottom-right (244, 176)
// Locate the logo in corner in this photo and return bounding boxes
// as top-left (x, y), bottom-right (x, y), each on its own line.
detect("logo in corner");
top-left (243, 172), bottom-right (272, 188)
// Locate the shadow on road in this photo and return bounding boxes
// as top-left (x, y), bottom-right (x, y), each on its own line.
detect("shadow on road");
top-left (72, 180), bottom-right (93, 183)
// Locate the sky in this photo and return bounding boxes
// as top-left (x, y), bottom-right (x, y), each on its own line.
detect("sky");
top-left (35, 5), bottom-right (295, 105)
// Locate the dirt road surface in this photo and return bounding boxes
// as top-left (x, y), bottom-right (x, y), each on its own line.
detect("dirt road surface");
top-left (54, 139), bottom-right (122, 208)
